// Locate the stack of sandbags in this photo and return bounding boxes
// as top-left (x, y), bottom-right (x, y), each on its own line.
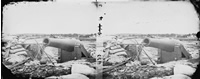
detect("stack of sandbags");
top-left (102, 40), bottom-right (133, 65)
top-left (3, 43), bottom-right (48, 65)
top-left (5, 54), bottom-right (27, 65)
top-left (103, 40), bottom-right (128, 57)
top-left (109, 45), bottom-right (127, 56)
top-left (9, 45), bottom-right (27, 56)
top-left (3, 44), bottom-right (28, 65)
top-left (9, 48), bottom-right (26, 54)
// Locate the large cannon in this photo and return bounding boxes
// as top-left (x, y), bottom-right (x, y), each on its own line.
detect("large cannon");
top-left (142, 38), bottom-right (191, 63)
top-left (43, 38), bottom-right (91, 63)
top-left (143, 38), bottom-right (182, 52)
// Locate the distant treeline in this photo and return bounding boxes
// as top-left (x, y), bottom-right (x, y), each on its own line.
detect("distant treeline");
top-left (9, 33), bottom-right (197, 39)
top-left (114, 33), bottom-right (197, 38)
top-left (14, 33), bottom-right (97, 39)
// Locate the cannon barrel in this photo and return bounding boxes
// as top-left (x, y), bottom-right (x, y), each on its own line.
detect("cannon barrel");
top-left (43, 38), bottom-right (82, 52)
top-left (143, 38), bottom-right (182, 52)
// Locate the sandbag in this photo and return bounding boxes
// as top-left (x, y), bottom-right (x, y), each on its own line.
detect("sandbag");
top-left (174, 64), bottom-right (196, 76)
top-left (71, 64), bottom-right (96, 76)
top-left (164, 74), bottom-right (191, 79)
top-left (60, 74), bottom-right (89, 79)
top-left (9, 48), bottom-right (26, 54)
top-left (46, 74), bottom-right (89, 79)
top-left (10, 45), bottom-right (23, 50)
top-left (6, 54), bottom-right (27, 64)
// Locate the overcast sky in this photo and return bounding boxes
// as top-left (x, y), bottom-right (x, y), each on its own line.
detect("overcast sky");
top-left (3, 1), bottom-right (199, 34)
top-left (3, 2), bottom-right (97, 34)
